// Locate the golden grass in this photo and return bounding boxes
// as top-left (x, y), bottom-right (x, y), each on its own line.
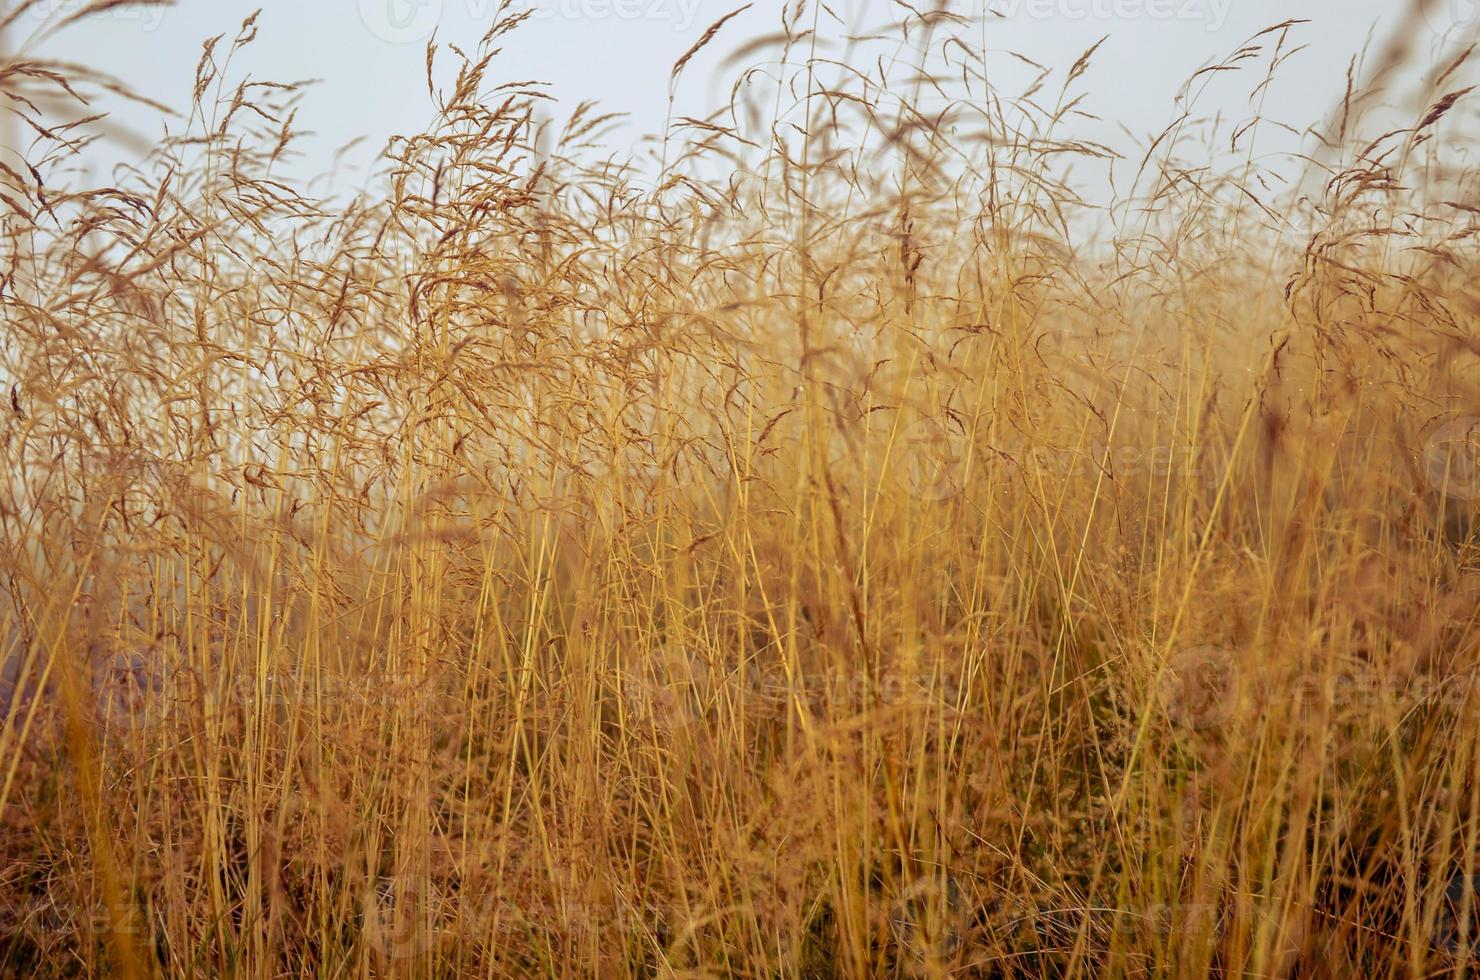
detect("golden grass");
top-left (1, 2), bottom-right (1480, 976)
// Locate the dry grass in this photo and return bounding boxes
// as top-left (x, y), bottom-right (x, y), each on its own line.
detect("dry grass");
top-left (1, 2), bottom-right (1480, 976)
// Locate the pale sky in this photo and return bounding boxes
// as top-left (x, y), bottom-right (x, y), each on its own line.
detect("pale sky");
top-left (11, 1), bottom-right (1476, 197)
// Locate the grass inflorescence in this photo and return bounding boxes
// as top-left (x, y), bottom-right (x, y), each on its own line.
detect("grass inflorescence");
top-left (1, 2), bottom-right (1480, 977)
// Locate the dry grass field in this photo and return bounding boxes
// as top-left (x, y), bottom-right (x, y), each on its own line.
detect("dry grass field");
top-left (2, 1), bottom-right (1480, 976)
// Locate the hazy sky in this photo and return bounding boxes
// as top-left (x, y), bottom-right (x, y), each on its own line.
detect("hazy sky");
top-left (11, 0), bottom-right (1475, 194)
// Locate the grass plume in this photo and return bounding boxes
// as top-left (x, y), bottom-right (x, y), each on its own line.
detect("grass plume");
top-left (1, 3), bottom-right (1479, 977)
